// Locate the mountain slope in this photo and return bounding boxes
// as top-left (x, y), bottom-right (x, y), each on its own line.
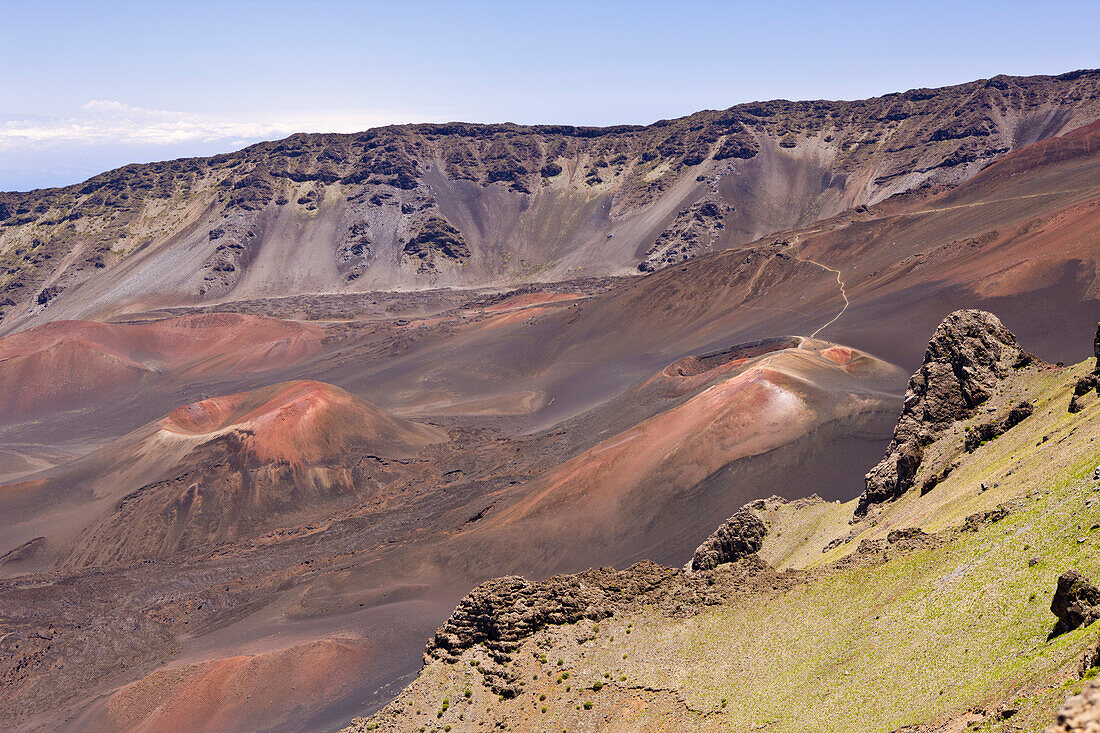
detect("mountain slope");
top-left (1, 71), bottom-right (1099, 333)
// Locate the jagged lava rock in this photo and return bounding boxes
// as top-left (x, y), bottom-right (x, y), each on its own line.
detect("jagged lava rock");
top-left (426, 574), bottom-right (613, 663)
top-left (689, 509), bottom-right (766, 571)
top-left (857, 310), bottom-right (1031, 515)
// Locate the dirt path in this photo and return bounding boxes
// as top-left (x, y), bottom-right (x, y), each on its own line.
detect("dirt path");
top-left (911, 187), bottom-right (1100, 215)
top-left (804, 259), bottom-right (849, 338)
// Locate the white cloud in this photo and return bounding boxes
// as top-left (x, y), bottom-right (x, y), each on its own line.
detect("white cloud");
top-left (0, 100), bottom-right (425, 151)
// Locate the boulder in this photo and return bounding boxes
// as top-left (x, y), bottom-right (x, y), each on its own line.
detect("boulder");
top-left (689, 509), bottom-right (766, 571)
top-left (1051, 570), bottom-right (1100, 637)
top-left (857, 310), bottom-right (1031, 515)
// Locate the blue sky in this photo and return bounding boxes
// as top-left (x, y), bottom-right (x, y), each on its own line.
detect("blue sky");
top-left (1, 0), bottom-right (1097, 191)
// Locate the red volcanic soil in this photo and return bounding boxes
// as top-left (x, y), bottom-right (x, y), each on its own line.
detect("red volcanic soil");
top-left (0, 312), bottom-right (322, 425)
top-left (59, 380), bottom-right (446, 567)
top-left (0, 380), bottom-right (447, 572)
top-left (482, 291), bottom-right (585, 311)
top-left (505, 339), bottom-right (900, 523)
top-left (445, 338), bottom-right (906, 575)
top-left (160, 380), bottom-right (445, 465)
top-left (77, 636), bottom-right (374, 733)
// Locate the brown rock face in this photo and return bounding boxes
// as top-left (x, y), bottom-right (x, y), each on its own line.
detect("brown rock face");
top-left (857, 310), bottom-right (1031, 515)
top-left (1051, 569), bottom-right (1100, 638)
top-left (689, 509), bottom-right (766, 571)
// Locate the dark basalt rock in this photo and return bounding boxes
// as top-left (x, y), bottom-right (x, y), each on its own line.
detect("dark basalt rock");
top-left (961, 505), bottom-right (1009, 532)
top-left (1052, 570), bottom-right (1100, 637)
top-left (690, 509), bottom-right (766, 571)
top-left (857, 310), bottom-right (1032, 515)
top-left (1070, 375), bottom-right (1099, 413)
top-left (639, 194), bottom-right (732, 272)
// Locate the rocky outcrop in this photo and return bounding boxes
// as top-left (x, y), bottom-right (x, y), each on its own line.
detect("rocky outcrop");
top-left (964, 400), bottom-right (1034, 451)
top-left (961, 505), bottom-right (1010, 532)
top-left (1051, 570), bottom-right (1100, 638)
top-left (1069, 376), bottom-right (1099, 413)
top-left (689, 509), bottom-right (766, 571)
top-left (427, 574), bottom-right (613, 663)
top-left (426, 558), bottom-right (774, 665)
top-left (402, 216), bottom-right (470, 274)
top-left (857, 310), bottom-right (1031, 515)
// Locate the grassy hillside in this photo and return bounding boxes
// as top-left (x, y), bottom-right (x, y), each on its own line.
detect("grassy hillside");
top-left (346, 356), bottom-right (1100, 732)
